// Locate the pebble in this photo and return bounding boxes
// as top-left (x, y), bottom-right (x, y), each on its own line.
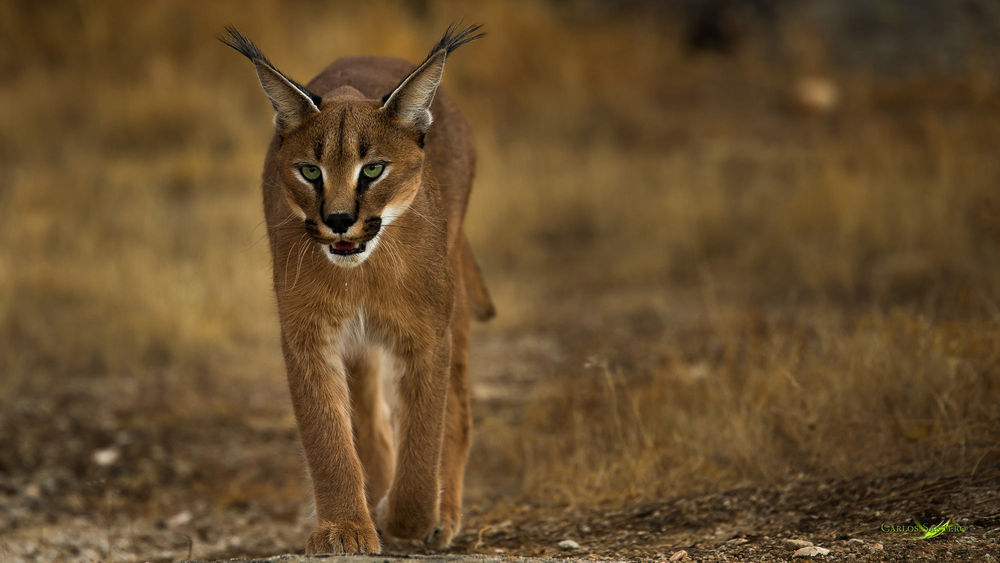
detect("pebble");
top-left (558, 539), bottom-right (581, 550)
top-left (785, 539), bottom-right (814, 548)
top-left (669, 549), bottom-right (690, 561)
top-left (166, 510), bottom-right (193, 528)
top-left (727, 537), bottom-right (749, 544)
top-left (846, 538), bottom-right (864, 545)
top-left (92, 447), bottom-right (120, 467)
top-left (793, 545), bottom-right (831, 557)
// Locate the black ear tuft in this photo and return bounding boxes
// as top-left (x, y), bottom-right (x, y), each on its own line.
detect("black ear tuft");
top-left (429, 22), bottom-right (486, 57)
top-left (219, 26), bottom-right (271, 65)
top-left (219, 26), bottom-right (323, 109)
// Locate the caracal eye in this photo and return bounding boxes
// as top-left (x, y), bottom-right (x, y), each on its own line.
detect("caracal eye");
top-left (300, 165), bottom-right (322, 181)
top-left (361, 163), bottom-right (384, 179)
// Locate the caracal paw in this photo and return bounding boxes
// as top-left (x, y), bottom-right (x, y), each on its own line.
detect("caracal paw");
top-left (423, 502), bottom-right (461, 549)
top-left (423, 522), bottom-right (456, 550)
top-left (306, 519), bottom-right (381, 554)
top-left (375, 494), bottom-right (437, 540)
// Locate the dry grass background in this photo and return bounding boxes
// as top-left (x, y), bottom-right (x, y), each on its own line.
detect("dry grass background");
top-left (1, 0), bottom-right (999, 560)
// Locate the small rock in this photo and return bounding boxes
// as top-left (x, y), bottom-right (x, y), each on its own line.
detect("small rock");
top-left (579, 525), bottom-right (591, 533)
top-left (558, 539), bottom-right (580, 550)
top-left (92, 447), bottom-right (120, 467)
top-left (785, 539), bottom-right (814, 548)
top-left (871, 542), bottom-right (883, 551)
top-left (669, 549), bottom-right (690, 561)
top-left (40, 477), bottom-right (59, 494)
top-left (166, 510), bottom-right (193, 528)
top-left (793, 545), bottom-right (830, 557)
top-left (493, 548), bottom-right (505, 554)
top-left (24, 483), bottom-right (42, 498)
top-left (793, 76), bottom-right (839, 114)
top-left (846, 538), bottom-right (864, 545)
top-left (727, 537), bottom-right (749, 544)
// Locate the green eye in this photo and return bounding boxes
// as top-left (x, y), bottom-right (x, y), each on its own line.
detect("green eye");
top-left (361, 163), bottom-right (384, 180)
top-left (300, 165), bottom-right (321, 181)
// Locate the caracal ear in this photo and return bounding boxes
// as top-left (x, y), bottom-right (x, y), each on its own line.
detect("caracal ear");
top-left (381, 23), bottom-right (484, 134)
top-left (220, 26), bottom-right (321, 133)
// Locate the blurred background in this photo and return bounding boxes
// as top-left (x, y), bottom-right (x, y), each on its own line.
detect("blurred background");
top-left (1, 0), bottom-right (998, 560)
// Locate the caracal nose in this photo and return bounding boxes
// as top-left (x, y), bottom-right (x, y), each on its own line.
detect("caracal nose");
top-left (324, 212), bottom-right (356, 234)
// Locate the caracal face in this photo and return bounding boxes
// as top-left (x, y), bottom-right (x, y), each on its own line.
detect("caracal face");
top-left (277, 99), bottom-right (425, 267)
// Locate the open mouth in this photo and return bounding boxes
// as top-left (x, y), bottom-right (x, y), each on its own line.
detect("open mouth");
top-left (329, 241), bottom-right (366, 256)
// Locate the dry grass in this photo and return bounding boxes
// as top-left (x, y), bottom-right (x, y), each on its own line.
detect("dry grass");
top-left (1, 0), bottom-right (999, 555)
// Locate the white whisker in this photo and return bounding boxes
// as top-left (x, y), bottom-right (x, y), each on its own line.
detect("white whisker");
top-left (407, 207), bottom-right (444, 234)
top-left (283, 232), bottom-right (307, 289)
top-left (290, 236), bottom-right (311, 291)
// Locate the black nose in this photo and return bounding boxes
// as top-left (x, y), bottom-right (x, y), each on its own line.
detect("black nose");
top-left (324, 212), bottom-right (356, 233)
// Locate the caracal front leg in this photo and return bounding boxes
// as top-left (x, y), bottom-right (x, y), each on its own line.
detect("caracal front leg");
top-left (281, 321), bottom-right (380, 554)
top-left (346, 349), bottom-right (395, 513)
top-left (376, 331), bottom-right (451, 539)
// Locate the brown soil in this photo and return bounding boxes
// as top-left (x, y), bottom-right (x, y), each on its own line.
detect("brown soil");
top-left (2, 286), bottom-right (997, 562)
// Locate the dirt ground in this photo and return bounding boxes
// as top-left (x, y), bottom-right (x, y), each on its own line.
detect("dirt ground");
top-left (2, 283), bottom-right (998, 562)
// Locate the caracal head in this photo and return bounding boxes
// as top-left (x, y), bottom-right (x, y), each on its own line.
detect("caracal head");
top-left (222, 24), bottom-right (483, 268)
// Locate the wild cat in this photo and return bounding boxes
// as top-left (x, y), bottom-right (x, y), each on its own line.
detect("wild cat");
top-left (221, 24), bottom-right (493, 554)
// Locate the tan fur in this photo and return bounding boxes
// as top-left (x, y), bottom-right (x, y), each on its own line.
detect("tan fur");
top-left (224, 26), bottom-right (491, 554)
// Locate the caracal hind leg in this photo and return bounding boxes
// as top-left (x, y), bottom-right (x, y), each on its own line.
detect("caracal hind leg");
top-left (281, 323), bottom-right (381, 555)
top-left (425, 292), bottom-right (472, 549)
top-left (347, 349), bottom-right (395, 514)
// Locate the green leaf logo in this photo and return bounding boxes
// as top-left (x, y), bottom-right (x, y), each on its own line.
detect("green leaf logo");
top-left (913, 518), bottom-right (950, 540)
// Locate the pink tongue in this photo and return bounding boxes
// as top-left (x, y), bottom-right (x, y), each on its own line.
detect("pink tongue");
top-left (334, 241), bottom-right (356, 251)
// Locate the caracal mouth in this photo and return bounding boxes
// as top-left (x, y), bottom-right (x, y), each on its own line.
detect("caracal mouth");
top-left (329, 240), bottom-right (366, 255)
top-left (321, 230), bottom-right (383, 267)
